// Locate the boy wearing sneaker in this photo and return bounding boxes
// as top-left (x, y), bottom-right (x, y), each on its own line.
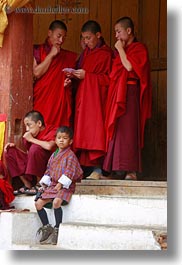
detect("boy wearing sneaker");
top-left (35, 126), bottom-right (83, 245)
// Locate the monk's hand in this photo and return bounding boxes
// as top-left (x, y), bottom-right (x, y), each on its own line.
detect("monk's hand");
top-left (54, 183), bottom-right (62, 191)
top-left (64, 78), bottom-right (72, 87)
top-left (4, 143), bottom-right (15, 152)
top-left (49, 45), bottom-right (60, 57)
top-left (73, 69), bottom-right (85, 80)
top-left (115, 40), bottom-right (125, 51)
top-left (23, 131), bottom-right (34, 142)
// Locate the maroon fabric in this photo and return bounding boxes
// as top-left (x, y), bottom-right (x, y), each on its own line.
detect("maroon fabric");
top-left (5, 125), bottom-right (57, 181)
top-left (103, 84), bottom-right (142, 172)
top-left (5, 145), bottom-right (51, 179)
top-left (105, 42), bottom-right (152, 150)
top-left (0, 160), bottom-right (8, 179)
top-left (5, 147), bottom-right (27, 178)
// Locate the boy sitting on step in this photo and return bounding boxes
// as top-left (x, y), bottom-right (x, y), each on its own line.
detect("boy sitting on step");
top-left (35, 126), bottom-right (83, 245)
top-left (4, 110), bottom-right (57, 195)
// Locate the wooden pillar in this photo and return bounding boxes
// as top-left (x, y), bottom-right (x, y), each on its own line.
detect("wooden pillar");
top-left (0, 12), bottom-right (33, 149)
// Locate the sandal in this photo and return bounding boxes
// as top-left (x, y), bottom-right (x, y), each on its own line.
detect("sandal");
top-left (24, 186), bottom-right (38, 195)
top-left (125, 172), bottom-right (137, 180)
top-left (13, 186), bottom-right (29, 195)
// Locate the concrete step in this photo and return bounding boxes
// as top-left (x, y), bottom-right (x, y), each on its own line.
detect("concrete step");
top-left (1, 181), bottom-right (167, 250)
top-left (0, 212), bottom-right (41, 249)
top-left (58, 222), bottom-right (163, 250)
top-left (0, 211), bottom-right (164, 250)
top-left (11, 194), bottom-right (167, 228)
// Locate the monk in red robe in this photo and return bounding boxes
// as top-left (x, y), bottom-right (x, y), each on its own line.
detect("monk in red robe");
top-left (33, 20), bottom-right (77, 128)
top-left (103, 17), bottom-right (152, 180)
top-left (4, 111), bottom-right (57, 195)
top-left (70, 20), bottom-right (113, 179)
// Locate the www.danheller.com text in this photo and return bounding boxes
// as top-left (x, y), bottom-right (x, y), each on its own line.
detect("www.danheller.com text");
top-left (5, 5), bottom-right (89, 14)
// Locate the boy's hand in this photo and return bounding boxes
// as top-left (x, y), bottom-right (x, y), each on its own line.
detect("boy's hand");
top-left (38, 186), bottom-right (45, 192)
top-left (49, 45), bottom-right (60, 57)
top-left (4, 143), bottom-right (15, 152)
top-left (64, 78), bottom-right (72, 87)
top-left (72, 69), bottom-right (85, 79)
top-left (115, 39), bottom-right (126, 50)
top-left (23, 131), bottom-right (34, 142)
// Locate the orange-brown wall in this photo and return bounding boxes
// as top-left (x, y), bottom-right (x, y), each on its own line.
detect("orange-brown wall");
top-left (0, 13), bottom-right (33, 149)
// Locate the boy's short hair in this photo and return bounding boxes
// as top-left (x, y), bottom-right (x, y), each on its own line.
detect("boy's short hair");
top-left (24, 110), bottom-right (45, 126)
top-left (56, 126), bottom-right (73, 139)
top-left (115, 16), bottom-right (134, 34)
top-left (81, 20), bottom-right (101, 34)
top-left (49, 20), bottom-right (67, 32)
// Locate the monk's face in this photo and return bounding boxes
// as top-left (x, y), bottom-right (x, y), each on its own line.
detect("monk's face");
top-left (24, 117), bottom-right (42, 137)
top-left (81, 31), bottom-right (101, 50)
top-left (48, 28), bottom-right (67, 47)
top-left (55, 132), bottom-right (73, 151)
top-left (115, 23), bottom-right (131, 42)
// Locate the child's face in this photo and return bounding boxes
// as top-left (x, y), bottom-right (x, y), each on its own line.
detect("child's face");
top-left (55, 132), bottom-right (73, 150)
top-left (24, 117), bottom-right (42, 137)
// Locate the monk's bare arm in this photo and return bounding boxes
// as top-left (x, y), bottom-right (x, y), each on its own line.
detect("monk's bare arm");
top-left (33, 46), bottom-right (59, 79)
top-left (31, 139), bottom-right (56, 151)
top-left (115, 40), bottom-right (133, 71)
top-left (23, 132), bottom-right (55, 151)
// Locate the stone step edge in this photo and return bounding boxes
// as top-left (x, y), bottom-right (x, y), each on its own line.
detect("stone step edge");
top-left (0, 211), bottom-right (167, 228)
top-left (12, 192), bottom-right (167, 201)
top-left (12, 192), bottom-right (167, 206)
top-left (58, 221), bottom-right (167, 231)
top-left (11, 244), bottom-right (66, 250)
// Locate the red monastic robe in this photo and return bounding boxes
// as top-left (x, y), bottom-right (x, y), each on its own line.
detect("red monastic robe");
top-left (0, 179), bottom-right (15, 207)
top-left (73, 45), bottom-right (113, 166)
top-left (105, 42), bottom-right (152, 151)
top-left (5, 125), bottom-right (57, 179)
top-left (33, 40), bottom-right (77, 127)
top-left (0, 160), bottom-right (14, 208)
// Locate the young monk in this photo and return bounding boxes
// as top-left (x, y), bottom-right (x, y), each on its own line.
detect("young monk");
top-left (103, 17), bottom-right (152, 180)
top-left (70, 20), bottom-right (113, 179)
top-left (33, 20), bottom-right (77, 127)
top-left (35, 126), bottom-right (83, 245)
top-left (4, 111), bottom-right (57, 194)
